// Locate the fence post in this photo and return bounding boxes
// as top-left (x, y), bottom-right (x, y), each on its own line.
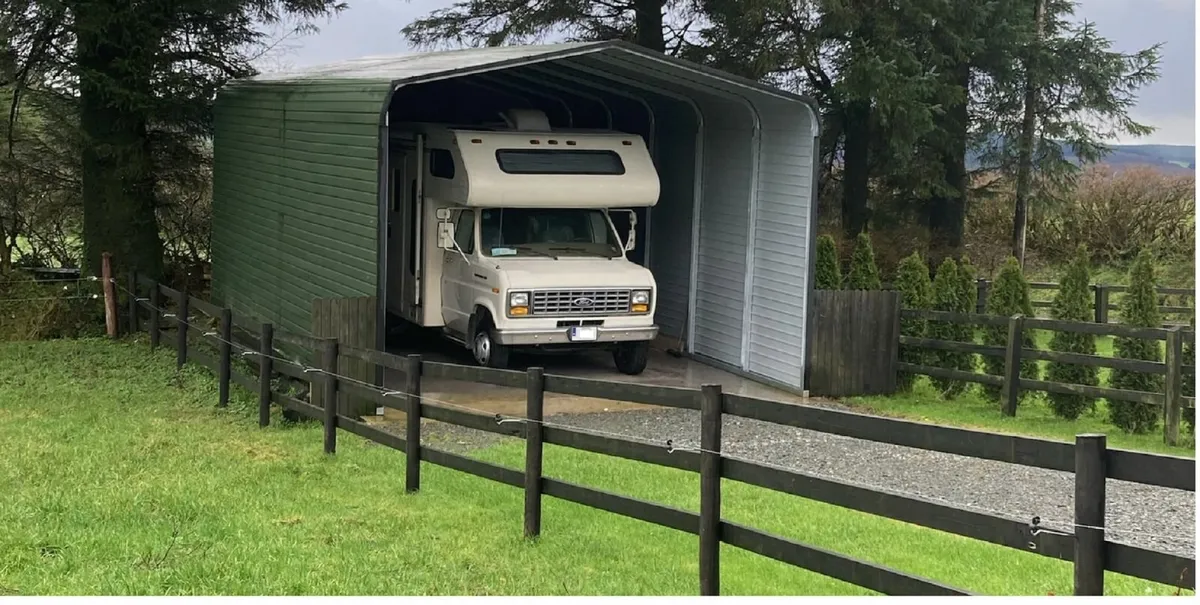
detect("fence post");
top-left (1164, 327), bottom-right (1183, 446)
top-left (101, 252), bottom-right (117, 338)
top-left (405, 354), bottom-right (423, 493)
top-left (524, 366), bottom-right (545, 539)
top-left (126, 270), bottom-right (138, 336)
top-left (148, 285), bottom-right (161, 348)
top-left (217, 308), bottom-right (233, 407)
top-left (175, 291), bottom-right (189, 369)
top-left (1074, 433), bottom-right (1106, 596)
top-left (321, 338), bottom-right (339, 455)
top-left (1000, 314), bottom-right (1025, 417)
top-left (258, 323), bottom-right (274, 427)
top-left (1094, 285), bottom-right (1110, 324)
top-left (699, 383), bottom-right (723, 596)
top-left (976, 279), bottom-right (990, 314)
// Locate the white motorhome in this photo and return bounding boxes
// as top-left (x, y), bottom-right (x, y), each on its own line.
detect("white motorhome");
top-left (386, 109), bottom-right (660, 374)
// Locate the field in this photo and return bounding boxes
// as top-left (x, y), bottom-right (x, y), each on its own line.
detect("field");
top-left (0, 338), bottom-right (1190, 596)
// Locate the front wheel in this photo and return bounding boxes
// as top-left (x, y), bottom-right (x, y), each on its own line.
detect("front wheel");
top-left (613, 341), bottom-right (650, 375)
top-left (472, 326), bottom-right (511, 369)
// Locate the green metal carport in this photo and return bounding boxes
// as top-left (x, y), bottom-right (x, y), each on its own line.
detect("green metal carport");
top-left (210, 40), bottom-right (822, 391)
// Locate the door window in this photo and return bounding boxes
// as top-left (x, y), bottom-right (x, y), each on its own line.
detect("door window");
top-left (453, 210), bottom-right (475, 255)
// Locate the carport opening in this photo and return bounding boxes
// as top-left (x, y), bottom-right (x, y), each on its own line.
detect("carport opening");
top-left (381, 66), bottom-right (700, 353)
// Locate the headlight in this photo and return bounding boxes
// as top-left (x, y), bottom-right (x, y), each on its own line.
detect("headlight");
top-left (508, 291), bottom-right (530, 316)
top-left (631, 289), bottom-right (651, 313)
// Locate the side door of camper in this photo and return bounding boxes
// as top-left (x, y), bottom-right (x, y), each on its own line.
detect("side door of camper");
top-left (386, 134), bottom-right (425, 324)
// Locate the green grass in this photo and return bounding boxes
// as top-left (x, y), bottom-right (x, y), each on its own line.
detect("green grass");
top-left (0, 339), bottom-right (1190, 596)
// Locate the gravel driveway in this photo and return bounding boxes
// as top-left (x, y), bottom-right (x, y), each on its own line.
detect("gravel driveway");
top-left (394, 405), bottom-right (1195, 558)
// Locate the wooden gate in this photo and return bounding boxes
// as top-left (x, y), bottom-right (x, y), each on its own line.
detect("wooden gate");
top-left (806, 290), bottom-right (900, 397)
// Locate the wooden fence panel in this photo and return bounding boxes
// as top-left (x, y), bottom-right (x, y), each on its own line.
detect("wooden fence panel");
top-left (312, 296), bottom-right (378, 418)
top-left (807, 290), bottom-right (901, 397)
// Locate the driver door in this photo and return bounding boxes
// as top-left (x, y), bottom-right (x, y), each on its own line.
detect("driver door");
top-left (440, 209), bottom-right (475, 336)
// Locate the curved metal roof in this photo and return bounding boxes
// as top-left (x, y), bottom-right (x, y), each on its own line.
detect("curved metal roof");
top-left (250, 40), bottom-right (819, 128)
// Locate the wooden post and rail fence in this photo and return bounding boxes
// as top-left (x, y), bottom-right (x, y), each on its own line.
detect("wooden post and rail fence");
top-left (879, 278), bottom-right (1196, 326)
top-left (110, 271), bottom-right (1195, 597)
top-left (896, 308), bottom-right (1196, 446)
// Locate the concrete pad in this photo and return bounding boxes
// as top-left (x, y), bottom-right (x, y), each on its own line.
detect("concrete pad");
top-left (374, 331), bottom-right (813, 422)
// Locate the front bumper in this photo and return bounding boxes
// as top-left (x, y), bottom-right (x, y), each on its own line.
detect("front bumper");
top-left (494, 325), bottom-right (659, 346)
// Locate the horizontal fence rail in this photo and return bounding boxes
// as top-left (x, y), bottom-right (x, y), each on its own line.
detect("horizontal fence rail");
top-left (116, 275), bottom-right (1197, 596)
top-left (883, 279), bottom-right (1194, 325)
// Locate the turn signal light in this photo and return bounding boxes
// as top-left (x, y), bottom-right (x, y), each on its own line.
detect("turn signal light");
top-left (632, 303), bottom-right (649, 313)
top-left (510, 306), bottom-right (529, 316)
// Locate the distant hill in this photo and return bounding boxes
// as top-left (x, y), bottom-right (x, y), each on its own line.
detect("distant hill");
top-left (967, 142), bottom-right (1195, 173)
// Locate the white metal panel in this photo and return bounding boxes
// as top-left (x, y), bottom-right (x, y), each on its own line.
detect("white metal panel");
top-left (745, 105), bottom-right (816, 388)
top-left (691, 123), bottom-right (753, 366)
top-left (646, 106), bottom-right (699, 340)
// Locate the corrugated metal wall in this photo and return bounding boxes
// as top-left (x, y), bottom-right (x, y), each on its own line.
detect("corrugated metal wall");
top-left (211, 80), bottom-right (390, 336)
top-left (646, 101), bottom-right (697, 340)
top-left (745, 103), bottom-right (817, 386)
top-left (691, 106), bottom-right (755, 368)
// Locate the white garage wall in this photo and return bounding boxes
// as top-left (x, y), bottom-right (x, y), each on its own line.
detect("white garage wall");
top-left (691, 120), bottom-right (755, 367)
top-left (745, 103), bottom-right (817, 387)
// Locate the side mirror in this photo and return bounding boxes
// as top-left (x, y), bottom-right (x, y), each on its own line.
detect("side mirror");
top-left (437, 222), bottom-right (455, 249)
top-left (625, 229), bottom-right (636, 252)
top-left (435, 207), bottom-right (452, 221)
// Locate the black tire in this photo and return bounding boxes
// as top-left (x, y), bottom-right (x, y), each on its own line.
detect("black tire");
top-left (471, 319), bottom-right (511, 369)
top-left (613, 340), bottom-right (650, 375)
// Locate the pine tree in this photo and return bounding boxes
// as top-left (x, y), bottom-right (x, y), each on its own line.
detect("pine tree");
top-left (846, 232), bottom-right (882, 290)
top-left (982, 257), bottom-right (1039, 405)
top-left (928, 258), bottom-right (970, 397)
top-left (814, 235), bottom-right (842, 290)
top-left (1109, 251), bottom-right (1162, 434)
top-left (1046, 248), bottom-right (1098, 420)
top-left (894, 252), bottom-right (933, 391)
top-left (955, 257), bottom-right (980, 379)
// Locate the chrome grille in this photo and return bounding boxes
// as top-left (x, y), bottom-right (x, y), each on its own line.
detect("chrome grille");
top-left (531, 289), bottom-right (631, 316)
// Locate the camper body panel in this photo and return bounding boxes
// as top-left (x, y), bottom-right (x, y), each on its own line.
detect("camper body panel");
top-left (387, 116), bottom-right (662, 373)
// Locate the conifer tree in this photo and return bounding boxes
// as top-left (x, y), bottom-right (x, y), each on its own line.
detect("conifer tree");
top-left (846, 232), bottom-right (882, 290)
top-left (894, 252), bottom-right (933, 391)
top-left (928, 258), bottom-right (969, 397)
top-left (955, 257), bottom-right (980, 378)
top-left (1046, 248), bottom-right (1098, 420)
top-left (982, 257), bottom-right (1039, 404)
top-left (814, 235), bottom-right (842, 290)
top-left (1109, 251), bottom-right (1162, 433)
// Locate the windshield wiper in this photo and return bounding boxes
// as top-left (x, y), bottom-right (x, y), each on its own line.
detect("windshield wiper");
top-left (548, 246), bottom-right (620, 259)
top-left (513, 245), bottom-right (558, 259)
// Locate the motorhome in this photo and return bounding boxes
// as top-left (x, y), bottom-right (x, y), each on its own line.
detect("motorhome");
top-left (386, 109), bottom-right (660, 374)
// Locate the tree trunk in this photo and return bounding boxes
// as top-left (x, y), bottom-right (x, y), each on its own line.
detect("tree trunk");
top-left (0, 231), bottom-right (12, 272)
top-left (841, 99), bottom-right (871, 239)
top-left (75, 0), bottom-right (164, 279)
top-left (1012, 0), bottom-right (1046, 267)
top-left (926, 62), bottom-right (970, 267)
top-left (632, 0), bottom-right (666, 53)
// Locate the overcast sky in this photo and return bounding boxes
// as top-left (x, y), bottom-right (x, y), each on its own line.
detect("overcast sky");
top-left (269, 0), bottom-right (1197, 146)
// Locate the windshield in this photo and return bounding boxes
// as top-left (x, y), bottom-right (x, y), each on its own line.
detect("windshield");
top-left (480, 208), bottom-right (623, 259)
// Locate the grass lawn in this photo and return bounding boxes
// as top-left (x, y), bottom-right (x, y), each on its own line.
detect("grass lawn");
top-left (0, 339), bottom-right (1190, 596)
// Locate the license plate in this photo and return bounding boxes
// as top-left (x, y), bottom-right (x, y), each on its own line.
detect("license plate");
top-left (568, 326), bottom-right (599, 342)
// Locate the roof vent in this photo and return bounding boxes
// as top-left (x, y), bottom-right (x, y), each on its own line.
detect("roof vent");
top-left (500, 108), bottom-right (551, 132)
